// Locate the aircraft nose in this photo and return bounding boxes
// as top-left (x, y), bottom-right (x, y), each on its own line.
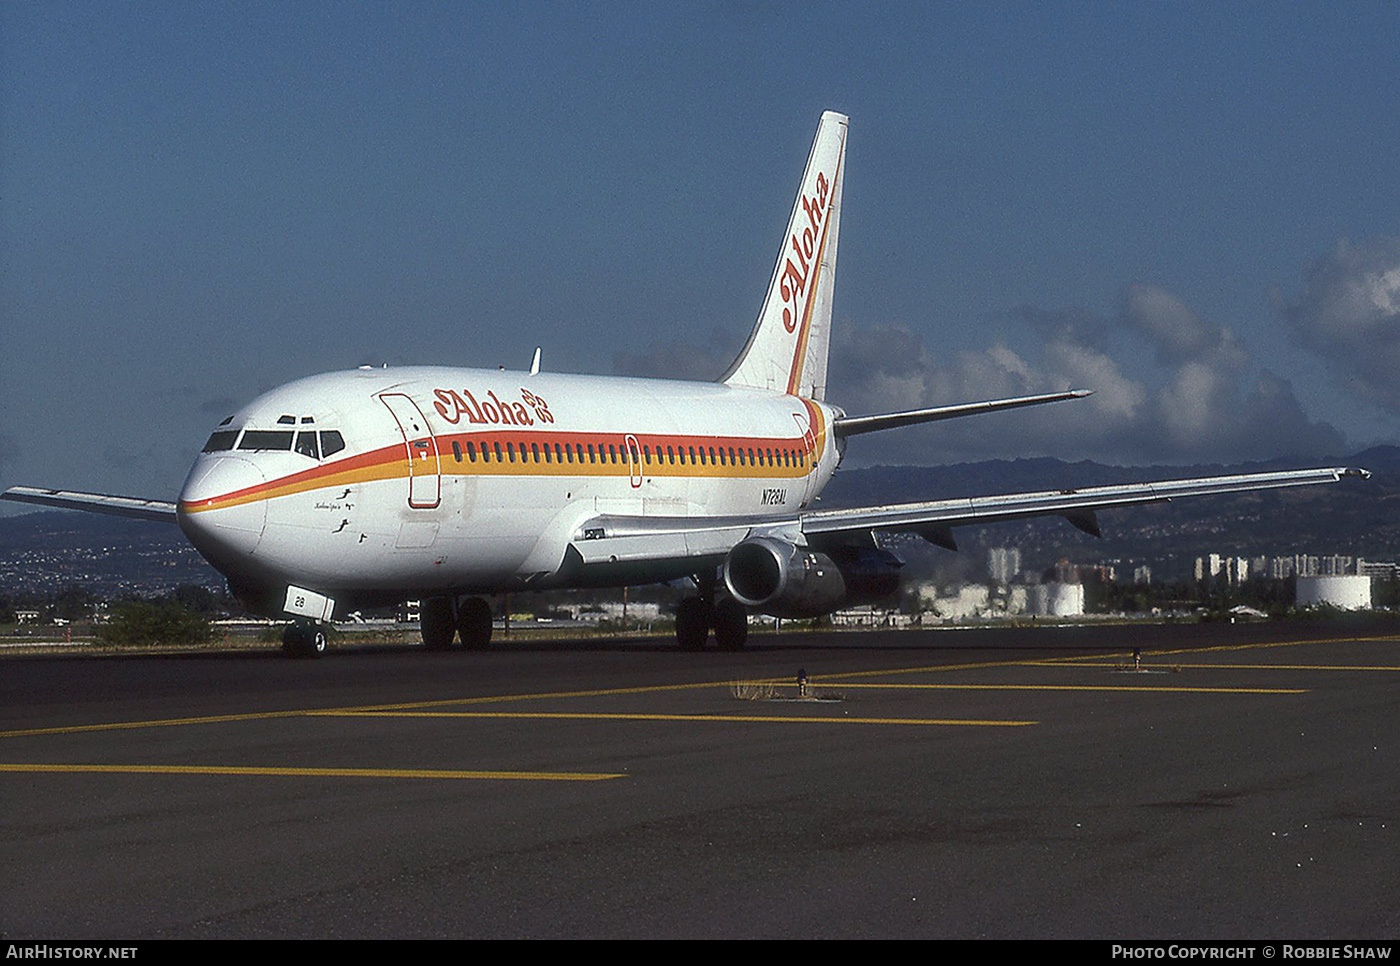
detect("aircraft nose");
top-left (177, 456), bottom-right (268, 556)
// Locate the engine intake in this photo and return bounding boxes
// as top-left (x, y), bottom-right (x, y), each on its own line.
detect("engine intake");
top-left (723, 537), bottom-right (904, 619)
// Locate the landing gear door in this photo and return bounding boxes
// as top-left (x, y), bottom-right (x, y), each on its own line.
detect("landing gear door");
top-left (379, 393), bottom-right (441, 509)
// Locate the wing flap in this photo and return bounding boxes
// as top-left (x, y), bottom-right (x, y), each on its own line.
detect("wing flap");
top-left (570, 515), bottom-right (768, 566)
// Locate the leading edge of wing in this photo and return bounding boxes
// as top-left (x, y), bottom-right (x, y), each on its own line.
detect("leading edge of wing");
top-left (1, 486), bottom-right (179, 523)
top-left (567, 466), bottom-right (1367, 568)
top-left (800, 466), bottom-right (1371, 536)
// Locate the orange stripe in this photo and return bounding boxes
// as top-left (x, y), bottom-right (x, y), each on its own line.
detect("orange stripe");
top-left (183, 427), bottom-right (823, 512)
top-left (785, 133), bottom-right (844, 396)
top-left (180, 443), bottom-right (406, 512)
top-left (800, 398), bottom-right (827, 473)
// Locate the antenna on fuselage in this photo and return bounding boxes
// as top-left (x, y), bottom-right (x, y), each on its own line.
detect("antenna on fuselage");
top-left (529, 347), bottom-right (542, 376)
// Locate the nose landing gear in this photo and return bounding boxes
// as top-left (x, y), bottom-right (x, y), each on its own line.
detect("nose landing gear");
top-left (281, 621), bottom-right (329, 658)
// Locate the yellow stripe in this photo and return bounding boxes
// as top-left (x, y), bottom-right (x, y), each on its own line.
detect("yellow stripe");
top-left (317, 710), bottom-right (1037, 727)
top-left (1031, 634), bottom-right (1400, 664)
top-left (193, 461), bottom-right (404, 512)
top-left (809, 657), bottom-right (1066, 682)
top-left (787, 132), bottom-right (844, 394)
top-left (832, 683), bottom-right (1306, 695)
top-left (0, 710), bottom-right (312, 739)
top-left (11, 635), bottom-right (1361, 742)
top-left (0, 681), bottom-right (762, 739)
top-left (0, 763), bottom-right (623, 781)
top-left (1025, 662), bottom-right (1400, 672)
top-left (189, 440), bottom-right (814, 514)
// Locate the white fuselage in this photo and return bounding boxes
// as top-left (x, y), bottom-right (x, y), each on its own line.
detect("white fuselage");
top-left (178, 366), bottom-right (843, 609)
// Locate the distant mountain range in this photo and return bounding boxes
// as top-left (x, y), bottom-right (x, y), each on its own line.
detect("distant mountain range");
top-left (2, 446), bottom-right (1395, 595)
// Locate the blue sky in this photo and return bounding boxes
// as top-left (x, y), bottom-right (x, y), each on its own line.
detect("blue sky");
top-left (4, 1), bottom-right (1400, 508)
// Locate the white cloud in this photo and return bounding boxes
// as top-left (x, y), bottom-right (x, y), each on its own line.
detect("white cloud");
top-left (829, 285), bottom-right (1346, 464)
top-left (612, 281), bottom-right (1350, 464)
top-left (612, 326), bottom-right (738, 383)
top-left (1122, 283), bottom-right (1244, 367)
top-left (1279, 237), bottom-right (1400, 410)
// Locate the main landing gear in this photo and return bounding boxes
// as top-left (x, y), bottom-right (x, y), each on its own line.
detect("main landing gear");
top-left (421, 596), bottom-right (494, 650)
top-left (675, 572), bottom-right (749, 651)
top-left (281, 620), bottom-right (329, 659)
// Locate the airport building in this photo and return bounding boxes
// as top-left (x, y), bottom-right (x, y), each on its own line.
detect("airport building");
top-left (987, 547), bottom-right (1022, 586)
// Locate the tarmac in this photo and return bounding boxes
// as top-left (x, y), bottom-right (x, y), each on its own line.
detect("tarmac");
top-left (2, 619), bottom-right (1398, 938)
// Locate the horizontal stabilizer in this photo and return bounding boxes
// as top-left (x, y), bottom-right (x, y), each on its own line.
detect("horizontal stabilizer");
top-left (1, 486), bottom-right (178, 523)
top-left (833, 390), bottom-right (1093, 437)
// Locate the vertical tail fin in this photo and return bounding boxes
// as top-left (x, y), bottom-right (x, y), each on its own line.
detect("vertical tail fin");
top-left (720, 111), bottom-right (847, 400)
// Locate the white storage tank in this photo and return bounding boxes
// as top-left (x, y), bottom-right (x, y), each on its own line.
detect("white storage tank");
top-left (1048, 582), bottom-right (1085, 617)
top-left (1029, 581), bottom-right (1084, 617)
top-left (1296, 575), bottom-right (1371, 610)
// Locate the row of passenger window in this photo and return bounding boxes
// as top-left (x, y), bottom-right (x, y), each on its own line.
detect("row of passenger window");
top-left (202, 429), bottom-right (347, 459)
top-left (446, 437), bottom-right (808, 470)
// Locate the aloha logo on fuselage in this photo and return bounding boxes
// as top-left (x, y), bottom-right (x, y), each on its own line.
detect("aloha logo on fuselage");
top-left (778, 170), bottom-right (832, 333)
top-left (433, 387), bottom-right (554, 427)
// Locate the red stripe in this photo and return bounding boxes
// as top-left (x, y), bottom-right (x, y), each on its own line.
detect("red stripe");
top-left (185, 426), bottom-right (821, 509)
top-left (785, 132), bottom-right (844, 396)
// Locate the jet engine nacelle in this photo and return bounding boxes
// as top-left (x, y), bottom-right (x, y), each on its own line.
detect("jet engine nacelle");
top-left (722, 536), bottom-right (904, 619)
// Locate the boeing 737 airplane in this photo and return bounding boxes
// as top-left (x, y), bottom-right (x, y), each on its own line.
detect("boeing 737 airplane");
top-left (3, 111), bottom-right (1369, 656)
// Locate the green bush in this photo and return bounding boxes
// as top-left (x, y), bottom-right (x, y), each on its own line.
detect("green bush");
top-left (99, 601), bottom-right (212, 647)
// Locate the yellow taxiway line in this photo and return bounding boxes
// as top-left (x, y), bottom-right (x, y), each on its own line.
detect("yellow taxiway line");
top-left (0, 711), bottom-right (312, 740)
top-left (829, 683), bottom-right (1307, 694)
top-left (1024, 662), bottom-right (1400, 672)
top-left (1031, 634), bottom-right (1400, 665)
top-left (316, 710), bottom-right (1038, 727)
top-left (3, 633), bottom-right (1388, 741)
top-left (0, 762), bottom-right (624, 781)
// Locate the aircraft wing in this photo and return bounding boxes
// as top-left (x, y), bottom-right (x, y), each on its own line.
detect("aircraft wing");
top-left (799, 465), bottom-right (1368, 548)
top-left (1, 486), bottom-right (179, 523)
top-left (568, 466), bottom-right (1369, 565)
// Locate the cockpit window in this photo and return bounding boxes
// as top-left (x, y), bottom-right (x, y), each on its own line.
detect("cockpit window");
top-left (320, 431), bottom-right (346, 458)
top-left (237, 430), bottom-right (294, 451)
top-left (294, 432), bottom-right (319, 459)
top-left (202, 430), bottom-right (239, 452)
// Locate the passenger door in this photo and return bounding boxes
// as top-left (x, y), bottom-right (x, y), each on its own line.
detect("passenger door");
top-left (379, 393), bottom-right (441, 509)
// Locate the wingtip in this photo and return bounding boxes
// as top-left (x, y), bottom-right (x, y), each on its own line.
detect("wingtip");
top-left (1342, 466), bottom-right (1372, 480)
